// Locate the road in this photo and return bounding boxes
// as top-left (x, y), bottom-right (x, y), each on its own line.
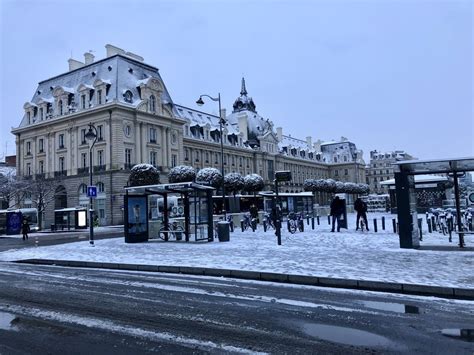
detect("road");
top-left (0, 263), bottom-right (473, 354)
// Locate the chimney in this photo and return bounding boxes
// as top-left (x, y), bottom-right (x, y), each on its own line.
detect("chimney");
top-left (238, 114), bottom-right (248, 142)
top-left (105, 44), bottom-right (125, 57)
top-left (276, 127), bottom-right (283, 142)
top-left (306, 136), bottom-right (312, 147)
top-left (68, 58), bottom-right (84, 71)
top-left (220, 108), bottom-right (226, 120)
top-left (313, 139), bottom-right (322, 152)
top-left (84, 52), bottom-right (95, 64)
top-left (125, 51), bottom-right (144, 62)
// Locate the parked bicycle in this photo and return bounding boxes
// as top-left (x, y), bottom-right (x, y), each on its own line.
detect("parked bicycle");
top-left (263, 212), bottom-right (275, 231)
top-left (241, 213), bottom-right (258, 232)
top-left (287, 212), bottom-right (304, 234)
top-left (158, 221), bottom-right (184, 241)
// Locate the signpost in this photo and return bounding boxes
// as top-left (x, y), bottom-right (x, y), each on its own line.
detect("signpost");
top-left (87, 186), bottom-right (97, 198)
top-left (274, 171), bottom-right (292, 245)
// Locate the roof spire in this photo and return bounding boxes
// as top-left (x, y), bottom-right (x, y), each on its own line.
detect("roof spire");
top-left (240, 77), bottom-right (247, 96)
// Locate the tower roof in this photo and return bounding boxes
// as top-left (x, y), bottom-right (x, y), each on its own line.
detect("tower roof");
top-left (232, 77), bottom-right (256, 113)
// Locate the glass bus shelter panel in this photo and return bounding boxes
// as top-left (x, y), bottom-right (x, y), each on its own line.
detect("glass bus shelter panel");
top-left (189, 190), bottom-right (212, 241)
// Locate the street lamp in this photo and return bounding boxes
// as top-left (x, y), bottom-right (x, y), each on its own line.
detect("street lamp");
top-left (85, 122), bottom-right (98, 246)
top-left (196, 93), bottom-right (227, 219)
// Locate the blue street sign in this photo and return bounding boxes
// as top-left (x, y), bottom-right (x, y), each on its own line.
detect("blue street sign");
top-left (87, 186), bottom-right (97, 198)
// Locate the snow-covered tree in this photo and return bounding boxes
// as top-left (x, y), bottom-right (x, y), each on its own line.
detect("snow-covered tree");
top-left (168, 165), bottom-right (196, 183)
top-left (128, 164), bottom-right (160, 187)
top-left (243, 174), bottom-right (264, 194)
top-left (335, 181), bottom-right (345, 193)
top-left (224, 172), bottom-right (244, 195)
top-left (322, 179), bottom-right (337, 193)
top-left (196, 167), bottom-right (223, 188)
top-left (303, 179), bottom-right (316, 192)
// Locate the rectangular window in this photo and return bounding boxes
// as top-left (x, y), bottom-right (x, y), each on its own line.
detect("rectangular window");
top-left (149, 128), bottom-right (157, 143)
top-left (81, 95), bottom-right (86, 109)
top-left (38, 139), bottom-right (44, 153)
top-left (59, 157), bottom-right (65, 171)
top-left (81, 129), bottom-right (86, 144)
top-left (345, 169), bottom-right (348, 175)
top-left (26, 141), bottom-right (31, 155)
top-left (58, 134), bottom-right (64, 149)
top-left (150, 151), bottom-right (157, 166)
top-left (184, 148), bottom-right (189, 161)
top-left (98, 90), bottom-right (102, 105)
top-left (39, 160), bottom-right (44, 174)
top-left (125, 149), bottom-right (132, 165)
top-left (97, 125), bottom-right (103, 141)
top-left (171, 154), bottom-right (177, 168)
top-left (205, 152), bottom-right (209, 163)
top-left (26, 163), bottom-right (31, 175)
top-left (81, 153), bottom-right (87, 168)
top-left (98, 150), bottom-right (104, 166)
top-left (335, 170), bottom-right (339, 177)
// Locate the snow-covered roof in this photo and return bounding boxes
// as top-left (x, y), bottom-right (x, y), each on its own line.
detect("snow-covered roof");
top-left (380, 174), bottom-right (448, 185)
top-left (278, 135), bottom-right (311, 151)
top-left (18, 54), bottom-right (174, 128)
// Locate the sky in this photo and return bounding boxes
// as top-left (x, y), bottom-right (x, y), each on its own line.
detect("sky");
top-left (0, 0), bottom-right (472, 162)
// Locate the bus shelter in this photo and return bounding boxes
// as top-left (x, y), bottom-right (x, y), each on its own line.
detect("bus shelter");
top-left (124, 182), bottom-right (215, 243)
top-left (394, 157), bottom-right (474, 249)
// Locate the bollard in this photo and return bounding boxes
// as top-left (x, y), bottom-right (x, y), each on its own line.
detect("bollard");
top-left (418, 218), bottom-right (423, 241)
top-left (317, 215), bottom-right (320, 225)
top-left (392, 218), bottom-right (397, 233)
top-left (241, 220), bottom-right (244, 232)
top-left (382, 216), bottom-right (385, 230)
top-left (299, 219), bottom-right (304, 232)
top-left (229, 220), bottom-right (234, 233)
top-left (276, 219), bottom-right (281, 245)
top-left (431, 216), bottom-right (436, 231)
top-left (373, 218), bottom-right (378, 233)
top-left (427, 219), bottom-right (432, 233)
top-left (470, 218), bottom-right (473, 232)
top-left (307, 215), bottom-right (310, 225)
top-left (328, 215), bottom-right (331, 225)
top-left (263, 221), bottom-right (267, 232)
top-left (311, 217), bottom-right (315, 230)
top-left (397, 223), bottom-right (399, 234)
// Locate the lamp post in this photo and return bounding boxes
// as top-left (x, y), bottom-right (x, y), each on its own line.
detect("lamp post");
top-left (85, 122), bottom-right (98, 246)
top-left (196, 93), bottom-right (226, 219)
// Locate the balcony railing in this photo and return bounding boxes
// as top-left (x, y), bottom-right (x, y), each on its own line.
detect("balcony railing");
top-left (54, 170), bottom-right (67, 177)
top-left (94, 165), bottom-right (106, 172)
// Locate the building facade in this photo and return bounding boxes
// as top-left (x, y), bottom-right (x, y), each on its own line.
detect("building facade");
top-left (366, 150), bottom-right (415, 194)
top-left (12, 44), bottom-right (366, 227)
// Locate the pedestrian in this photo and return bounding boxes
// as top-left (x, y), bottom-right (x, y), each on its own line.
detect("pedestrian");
top-left (21, 217), bottom-right (30, 241)
top-left (330, 196), bottom-right (344, 232)
top-left (354, 197), bottom-right (369, 231)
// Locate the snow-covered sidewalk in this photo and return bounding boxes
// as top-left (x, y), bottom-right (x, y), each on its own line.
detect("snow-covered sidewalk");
top-left (1, 213), bottom-right (473, 289)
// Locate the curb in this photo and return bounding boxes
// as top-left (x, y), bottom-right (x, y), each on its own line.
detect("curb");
top-left (14, 258), bottom-right (474, 301)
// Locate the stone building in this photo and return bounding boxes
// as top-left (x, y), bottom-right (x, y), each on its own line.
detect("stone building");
top-left (12, 44), bottom-right (365, 227)
top-left (366, 150), bottom-right (415, 194)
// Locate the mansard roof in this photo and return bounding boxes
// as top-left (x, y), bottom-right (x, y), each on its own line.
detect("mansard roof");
top-left (18, 54), bottom-right (174, 127)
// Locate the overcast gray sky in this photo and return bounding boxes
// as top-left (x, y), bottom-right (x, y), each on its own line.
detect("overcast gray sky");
top-left (1, 0), bottom-right (472, 161)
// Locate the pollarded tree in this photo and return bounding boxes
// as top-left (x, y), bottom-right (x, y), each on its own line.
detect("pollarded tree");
top-left (168, 165), bottom-right (196, 183)
top-left (243, 173), bottom-right (265, 194)
top-left (128, 164), bottom-right (161, 187)
top-left (224, 172), bottom-right (244, 195)
top-left (196, 167), bottom-right (223, 188)
top-left (335, 181), bottom-right (345, 193)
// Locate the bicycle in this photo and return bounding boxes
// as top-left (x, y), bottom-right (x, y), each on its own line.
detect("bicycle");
top-left (263, 212), bottom-right (275, 231)
top-left (241, 213), bottom-right (258, 232)
top-left (287, 212), bottom-right (304, 234)
top-left (158, 221), bottom-right (184, 241)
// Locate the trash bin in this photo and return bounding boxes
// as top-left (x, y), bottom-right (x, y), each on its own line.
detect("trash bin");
top-left (217, 221), bottom-right (230, 242)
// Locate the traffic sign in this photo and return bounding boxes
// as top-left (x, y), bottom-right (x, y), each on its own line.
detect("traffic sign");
top-left (87, 186), bottom-right (97, 198)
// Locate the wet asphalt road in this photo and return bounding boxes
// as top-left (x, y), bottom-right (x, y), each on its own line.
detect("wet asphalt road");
top-left (0, 263), bottom-right (473, 354)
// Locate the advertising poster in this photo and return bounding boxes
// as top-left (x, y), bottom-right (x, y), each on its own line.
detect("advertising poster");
top-left (125, 195), bottom-right (148, 243)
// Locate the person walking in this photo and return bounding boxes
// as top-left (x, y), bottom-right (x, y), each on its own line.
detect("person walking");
top-left (21, 217), bottom-right (30, 241)
top-left (330, 196), bottom-right (344, 232)
top-left (354, 197), bottom-right (369, 231)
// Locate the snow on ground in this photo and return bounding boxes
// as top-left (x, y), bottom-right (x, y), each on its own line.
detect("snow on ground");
top-left (1, 213), bottom-right (473, 289)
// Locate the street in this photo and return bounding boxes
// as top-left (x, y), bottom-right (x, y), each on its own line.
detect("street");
top-left (0, 263), bottom-right (472, 354)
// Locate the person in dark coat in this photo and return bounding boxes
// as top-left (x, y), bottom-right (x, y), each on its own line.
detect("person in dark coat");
top-left (354, 197), bottom-right (369, 231)
top-left (21, 218), bottom-right (30, 241)
top-left (330, 196), bottom-right (344, 232)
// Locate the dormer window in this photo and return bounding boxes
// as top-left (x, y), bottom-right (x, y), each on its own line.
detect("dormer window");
top-left (97, 90), bottom-right (102, 105)
top-left (149, 95), bottom-right (156, 112)
top-left (39, 107), bottom-right (44, 121)
top-left (27, 112), bottom-right (31, 124)
top-left (81, 95), bottom-right (86, 109)
top-left (124, 90), bottom-right (133, 103)
top-left (58, 100), bottom-right (63, 115)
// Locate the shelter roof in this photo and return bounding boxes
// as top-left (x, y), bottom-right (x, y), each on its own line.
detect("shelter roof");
top-left (125, 182), bottom-right (214, 195)
top-left (395, 157), bottom-right (474, 175)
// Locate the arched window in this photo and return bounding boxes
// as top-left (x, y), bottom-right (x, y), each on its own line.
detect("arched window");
top-left (79, 184), bottom-right (87, 195)
top-left (149, 95), bottom-right (156, 112)
top-left (123, 90), bottom-right (133, 103)
top-left (97, 182), bottom-right (105, 193)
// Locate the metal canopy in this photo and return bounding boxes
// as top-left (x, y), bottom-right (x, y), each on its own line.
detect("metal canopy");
top-left (395, 157), bottom-right (474, 175)
top-left (125, 182), bottom-right (214, 195)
